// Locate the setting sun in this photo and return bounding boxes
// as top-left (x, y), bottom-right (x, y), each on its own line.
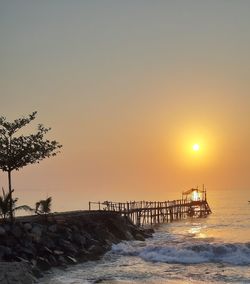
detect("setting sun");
top-left (193, 144), bottom-right (200, 151)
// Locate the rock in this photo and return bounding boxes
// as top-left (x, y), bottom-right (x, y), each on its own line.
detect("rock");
top-left (37, 257), bottom-right (51, 271)
top-left (58, 255), bottom-right (67, 266)
top-left (23, 223), bottom-right (32, 231)
top-left (16, 256), bottom-right (30, 263)
top-left (66, 255), bottom-right (77, 264)
top-left (44, 246), bottom-right (53, 254)
top-left (48, 224), bottom-right (57, 233)
top-left (32, 225), bottom-right (42, 235)
top-left (104, 239), bottom-right (113, 247)
top-left (124, 230), bottom-right (134, 240)
top-left (0, 247), bottom-right (5, 260)
top-left (103, 231), bottom-right (118, 243)
top-left (41, 235), bottom-right (56, 249)
top-left (20, 246), bottom-right (36, 258)
top-left (48, 254), bottom-right (58, 266)
top-left (0, 245), bottom-right (12, 260)
top-left (86, 238), bottom-right (100, 248)
top-left (31, 225), bottom-right (43, 241)
top-left (54, 250), bottom-right (64, 255)
top-left (22, 274), bottom-right (37, 284)
top-left (71, 225), bottom-right (79, 232)
top-left (77, 248), bottom-right (90, 261)
top-left (63, 228), bottom-right (73, 241)
top-left (72, 233), bottom-right (86, 247)
top-left (144, 228), bottom-right (154, 235)
top-left (58, 239), bottom-right (78, 255)
top-left (88, 244), bottom-right (105, 259)
top-left (31, 266), bottom-right (43, 279)
top-left (81, 231), bottom-right (92, 240)
top-left (11, 225), bottom-right (22, 238)
top-left (2, 224), bottom-right (10, 233)
top-left (134, 233), bottom-right (145, 241)
top-left (0, 262), bottom-right (37, 284)
top-left (0, 226), bottom-right (6, 236)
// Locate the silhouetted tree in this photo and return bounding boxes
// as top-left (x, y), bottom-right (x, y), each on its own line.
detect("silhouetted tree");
top-left (0, 112), bottom-right (62, 221)
top-left (35, 196), bottom-right (52, 216)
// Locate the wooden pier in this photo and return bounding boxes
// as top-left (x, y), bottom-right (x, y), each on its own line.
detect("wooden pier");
top-left (89, 186), bottom-right (212, 226)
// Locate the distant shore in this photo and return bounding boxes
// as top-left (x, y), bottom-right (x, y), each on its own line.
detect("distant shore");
top-left (0, 211), bottom-right (153, 284)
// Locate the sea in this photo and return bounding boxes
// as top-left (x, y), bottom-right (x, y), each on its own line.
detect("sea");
top-left (40, 190), bottom-right (250, 284)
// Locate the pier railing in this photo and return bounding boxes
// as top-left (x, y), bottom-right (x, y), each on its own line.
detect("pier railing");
top-left (88, 197), bottom-right (212, 226)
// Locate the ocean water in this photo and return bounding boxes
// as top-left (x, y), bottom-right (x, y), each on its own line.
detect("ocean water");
top-left (40, 190), bottom-right (250, 284)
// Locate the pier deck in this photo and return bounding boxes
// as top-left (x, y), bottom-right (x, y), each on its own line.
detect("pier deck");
top-left (89, 187), bottom-right (212, 226)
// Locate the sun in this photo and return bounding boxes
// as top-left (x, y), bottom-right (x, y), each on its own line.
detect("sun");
top-left (192, 144), bottom-right (200, 151)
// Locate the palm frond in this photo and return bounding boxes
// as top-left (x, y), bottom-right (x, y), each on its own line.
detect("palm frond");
top-left (35, 196), bottom-right (52, 215)
top-left (14, 205), bottom-right (34, 212)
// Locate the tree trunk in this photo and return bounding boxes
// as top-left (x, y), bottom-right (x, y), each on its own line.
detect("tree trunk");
top-left (8, 170), bottom-right (13, 222)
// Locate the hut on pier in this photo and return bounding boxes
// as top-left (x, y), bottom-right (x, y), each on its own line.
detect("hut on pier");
top-left (182, 185), bottom-right (211, 217)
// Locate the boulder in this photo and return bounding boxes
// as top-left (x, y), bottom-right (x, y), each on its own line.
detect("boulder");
top-left (66, 255), bottom-right (77, 264)
top-left (37, 257), bottom-right (51, 271)
top-left (72, 233), bottom-right (87, 247)
top-left (124, 230), bottom-right (134, 240)
top-left (58, 255), bottom-right (67, 266)
top-left (0, 226), bottom-right (6, 236)
top-left (20, 246), bottom-right (36, 258)
top-left (54, 250), bottom-right (64, 255)
top-left (44, 246), bottom-right (53, 254)
top-left (31, 266), bottom-right (43, 279)
top-left (58, 239), bottom-right (78, 254)
top-left (48, 254), bottom-right (58, 266)
top-left (31, 225), bottom-right (43, 241)
top-left (11, 225), bottom-right (22, 238)
top-left (15, 256), bottom-right (30, 263)
top-left (86, 238), bottom-right (100, 248)
top-left (134, 233), bottom-right (145, 241)
top-left (0, 262), bottom-right (37, 284)
top-left (0, 245), bottom-right (12, 260)
top-left (63, 228), bottom-right (73, 241)
top-left (87, 244), bottom-right (105, 259)
top-left (48, 224), bottom-right (57, 233)
top-left (2, 224), bottom-right (10, 233)
top-left (23, 223), bottom-right (32, 231)
top-left (41, 235), bottom-right (56, 249)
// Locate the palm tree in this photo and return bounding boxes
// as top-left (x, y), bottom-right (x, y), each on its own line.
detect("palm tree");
top-left (0, 188), bottom-right (32, 221)
top-left (0, 188), bottom-right (12, 220)
top-left (35, 197), bottom-right (52, 215)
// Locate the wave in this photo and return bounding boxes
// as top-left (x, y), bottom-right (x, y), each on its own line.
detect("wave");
top-left (112, 241), bottom-right (250, 265)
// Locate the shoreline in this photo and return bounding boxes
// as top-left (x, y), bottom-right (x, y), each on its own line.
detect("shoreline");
top-left (0, 211), bottom-right (153, 284)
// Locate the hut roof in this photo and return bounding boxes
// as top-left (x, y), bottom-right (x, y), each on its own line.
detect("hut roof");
top-left (182, 188), bottom-right (203, 195)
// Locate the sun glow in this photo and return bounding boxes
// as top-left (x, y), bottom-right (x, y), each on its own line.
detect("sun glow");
top-left (164, 123), bottom-right (218, 170)
top-left (192, 144), bottom-right (200, 151)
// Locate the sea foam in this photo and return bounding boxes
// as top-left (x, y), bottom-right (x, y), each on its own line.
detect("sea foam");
top-left (112, 241), bottom-right (250, 265)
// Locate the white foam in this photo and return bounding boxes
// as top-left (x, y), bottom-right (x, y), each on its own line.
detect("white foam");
top-left (112, 241), bottom-right (250, 265)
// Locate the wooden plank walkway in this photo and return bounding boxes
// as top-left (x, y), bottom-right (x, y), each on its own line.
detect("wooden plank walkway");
top-left (89, 188), bottom-right (212, 226)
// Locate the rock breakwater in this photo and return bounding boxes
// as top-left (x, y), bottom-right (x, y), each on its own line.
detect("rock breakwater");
top-left (0, 211), bottom-right (153, 283)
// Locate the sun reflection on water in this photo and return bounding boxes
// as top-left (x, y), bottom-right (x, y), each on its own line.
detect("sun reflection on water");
top-left (188, 225), bottom-right (207, 239)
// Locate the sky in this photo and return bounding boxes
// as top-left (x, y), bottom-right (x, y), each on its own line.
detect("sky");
top-left (1, 1), bottom-right (250, 211)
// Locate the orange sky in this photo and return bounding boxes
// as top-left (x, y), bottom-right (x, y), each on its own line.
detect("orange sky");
top-left (1, 1), bottom-right (250, 211)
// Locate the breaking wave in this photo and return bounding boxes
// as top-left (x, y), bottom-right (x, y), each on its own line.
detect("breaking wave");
top-left (112, 241), bottom-right (250, 265)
